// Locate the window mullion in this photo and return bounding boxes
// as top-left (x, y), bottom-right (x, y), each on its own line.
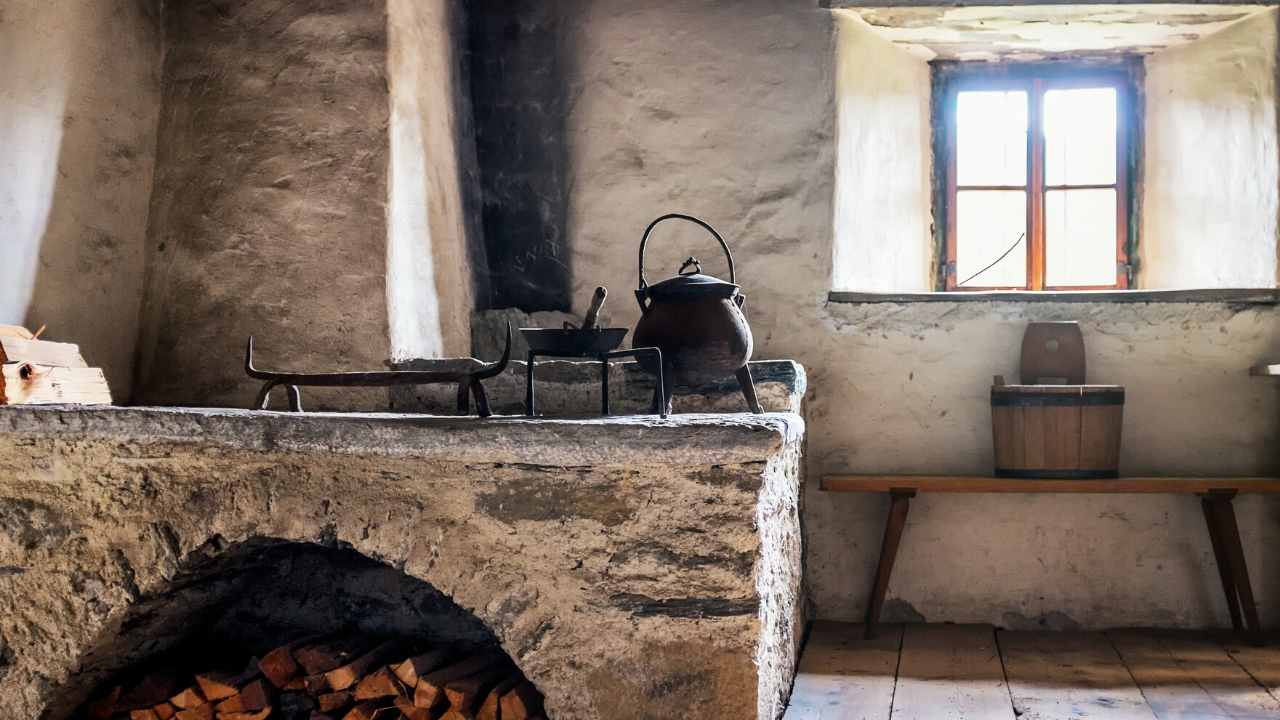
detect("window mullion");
top-left (1028, 78), bottom-right (1046, 291)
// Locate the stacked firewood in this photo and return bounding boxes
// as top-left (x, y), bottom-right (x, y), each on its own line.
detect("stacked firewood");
top-left (0, 325), bottom-right (111, 405)
top-left (80, 638), bottom-right (547, 720)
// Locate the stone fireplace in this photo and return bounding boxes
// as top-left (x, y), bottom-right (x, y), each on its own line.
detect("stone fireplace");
top-left (0, 398), bottom-right (805, 720)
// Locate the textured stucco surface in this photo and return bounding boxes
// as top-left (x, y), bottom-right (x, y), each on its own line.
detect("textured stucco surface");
top-left (831, 12), bottom-right (932, 292)
top-left (387, 0), bottom-right (477, 360)
top-left (0, 407), bottom-right (803, 720)
top-left (133, 0), bottom-right (392, 409)
top-left (557, 0), bottom-right (1280, 629)
top-left (1142, 9), bottom-right (1279, 288)
top-left (0, 0), bottom-right (162, 400)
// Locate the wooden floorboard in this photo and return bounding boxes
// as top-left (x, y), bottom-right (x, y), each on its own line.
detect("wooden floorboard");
top-left (1108, 630), bottom-right (1280, 719)
top-left (890, 624), bottom-right (1016, 720)
top-left (998, 630), bottom-right (1157, 719)
top-left (1223, 636), bottom-right (1280, 703)
top-left (782, 621), bottom-right (902, 720)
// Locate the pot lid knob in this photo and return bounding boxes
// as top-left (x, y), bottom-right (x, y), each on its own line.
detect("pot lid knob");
top-left (679, 257), bottom-right (703, 276)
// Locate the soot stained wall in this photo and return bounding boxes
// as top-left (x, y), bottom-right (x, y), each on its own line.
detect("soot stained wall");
top-left (466, 1), bottom-right (574, 312)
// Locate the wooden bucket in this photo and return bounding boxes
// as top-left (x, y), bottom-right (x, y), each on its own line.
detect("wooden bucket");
top-left (991, 384), bottom-right (1124, 478)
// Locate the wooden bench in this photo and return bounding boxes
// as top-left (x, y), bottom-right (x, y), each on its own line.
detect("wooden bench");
top-left (821, 475), bottom-right (1280, 643)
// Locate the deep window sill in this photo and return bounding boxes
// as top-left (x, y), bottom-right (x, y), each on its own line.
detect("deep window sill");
top-left (827, 288), bottom-right (1280, 304)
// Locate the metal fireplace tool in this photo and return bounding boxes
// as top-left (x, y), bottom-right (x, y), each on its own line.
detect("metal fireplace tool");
top-left (523, 287), bottom-right (668, 418)
top-left (244, 324), bottom-right (511, 416)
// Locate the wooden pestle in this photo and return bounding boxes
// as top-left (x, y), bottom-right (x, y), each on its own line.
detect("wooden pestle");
top-left (581, 287), bottom-right (607, 331)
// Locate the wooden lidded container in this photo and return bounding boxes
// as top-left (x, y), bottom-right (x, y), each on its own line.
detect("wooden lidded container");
top-left (992, 321), bottom-right (1124, 478)
top-left (991, 384), bottom-right (1124, 478)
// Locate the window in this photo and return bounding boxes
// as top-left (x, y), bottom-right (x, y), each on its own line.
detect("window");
top-left (936, 64), bottom-right (1136, 290)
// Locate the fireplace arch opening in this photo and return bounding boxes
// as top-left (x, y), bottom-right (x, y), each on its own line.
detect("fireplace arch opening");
top-left (57, 538), bottom-right (546, 720)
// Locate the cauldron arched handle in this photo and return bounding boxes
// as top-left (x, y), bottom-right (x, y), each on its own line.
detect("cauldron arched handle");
top-left (636, 213), bottom-right (735, 311)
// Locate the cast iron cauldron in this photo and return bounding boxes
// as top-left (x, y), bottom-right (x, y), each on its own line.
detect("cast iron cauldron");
top-left (632, 213), bottom-right (762, 414)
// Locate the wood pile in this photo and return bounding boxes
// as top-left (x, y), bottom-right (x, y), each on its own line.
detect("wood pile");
top-left (0, 325), bottom-right (111, 405)
top-left (80, 638), bottom-right (547, 720)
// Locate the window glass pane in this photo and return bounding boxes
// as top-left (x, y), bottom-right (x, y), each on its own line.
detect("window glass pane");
top-left (956, 190), bottom-right (1027, 288)
top-left (1044, 87), bottom-right (1117, 186)
top-left (1045, 188), bottom-right (1117, 287)
top-left (957, 90), bottom-right (1027, 187)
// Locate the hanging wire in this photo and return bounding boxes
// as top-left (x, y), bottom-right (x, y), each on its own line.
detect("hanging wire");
top-left (957, 232), bottom-right (1026, 288)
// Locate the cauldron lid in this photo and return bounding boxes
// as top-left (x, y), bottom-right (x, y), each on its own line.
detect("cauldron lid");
top-left (646, 272), bottom-right (739, 300)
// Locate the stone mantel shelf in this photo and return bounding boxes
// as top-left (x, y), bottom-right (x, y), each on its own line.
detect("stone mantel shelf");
top-left (0, 405), bottom-right (803, 468)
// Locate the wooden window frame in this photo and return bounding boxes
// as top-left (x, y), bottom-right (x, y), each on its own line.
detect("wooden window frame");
top-left (935, 62), bottom-right (1140, 291)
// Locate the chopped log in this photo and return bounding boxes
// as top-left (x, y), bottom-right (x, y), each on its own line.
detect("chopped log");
top-left (153, 703), bottom-right (179, 720)
top-left (340, 702), bottom-right (380, 720)
top-left (393, 698), bottom-right (431, 720)
top-left (294, 641), bottom-right (352, 676)
top-left (170, 687), bottom-right (207, 710)
top-left (309, 714), bottom-right (336, 720)
top-left (0, 336), bottom-right (87, 367)
top-left (390, 650), bottom-right (451, 688)
top-left (0, 363), bottom-right (111, 405)
top-left (317, 691), bottom-right (352, 713)
top-left (437, 711), bottom-right (468, 720)
top-left (476, 675), bottom-right (521, 720)
top-left (121, 673), bottom-right (181, 710)
top-left (215, 679), bottom-right (272, 713)
top-left (196, 671), bottom-right (252, 703)
top-left (174, 704), bottom-right (214, 720)
top-left (282, 677), bottom-right (307, 692)
top-left (413, 655), bottom-right (503, 710)
top-left (304, 673), bottom-right (332, 696)
top-left (443, 665), bottom-right (510, 715)
top-left (325, 641), bottom-right (403, 692)
top-left (353, 667), bottom-right (405, 701)
top-left (280, 692), bottom-right (316, 716)
top-left (131, 710), bottom-right (161, 720)
top-left (217, 710), bottom-right (272, 720)
top-left (498, 681), bottom-right (543, 720)
top-left (84, 685), bottom-right (121, 720)
top-left (259, 645), bottom-right (301, 688)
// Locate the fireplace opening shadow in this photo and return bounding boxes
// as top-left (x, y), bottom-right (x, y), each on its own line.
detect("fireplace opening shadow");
top-left (52, 537), bottom-right (544, 720)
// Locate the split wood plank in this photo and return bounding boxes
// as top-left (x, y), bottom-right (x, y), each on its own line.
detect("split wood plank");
top-left (0, 336), bottom-right (87, 367)
top-left (997, 630), bottom-right (1155, 719)
top-left (890, 624), bottom-right (1016, 720)
top-left (0, 363), bottom-right (111, 405)
top-left (1108, 630), bottom-right (1280, 719)
top-left (782, 621), bottom-right (902, 720)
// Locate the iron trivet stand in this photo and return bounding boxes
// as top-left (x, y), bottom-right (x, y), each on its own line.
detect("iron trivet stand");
top-left (525, 347), bottom-right (667, 418)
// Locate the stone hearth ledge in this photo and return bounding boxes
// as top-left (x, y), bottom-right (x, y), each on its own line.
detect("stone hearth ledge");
top-left (0, 405), bottom-right (804, 720)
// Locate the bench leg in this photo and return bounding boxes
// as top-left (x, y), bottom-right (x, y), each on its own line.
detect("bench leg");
top-left (1202, 494), bottom-right (1243, 631)
top-left (1202, 490), bottom-right (1263, 644)
top-left (865, 489), bottom-right (914, 639)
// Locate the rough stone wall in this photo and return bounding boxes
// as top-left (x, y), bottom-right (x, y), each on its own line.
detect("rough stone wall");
top-left (0, 407), bottom-right (804, 720)
top-left (133, 0), bottom-right (392, 409)
top-left (555, 0), bottom-right (1280, 628)
top-left (387, 0), bottom-right (479, 360)
top-left (1142, 8), bottom-right (1279, 288)
top-left (0, 0), bottom-right (163, 400)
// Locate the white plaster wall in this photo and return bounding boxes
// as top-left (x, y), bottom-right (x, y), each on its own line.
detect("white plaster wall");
top-left (387, 0), bottom-right (476, 360)
top-left (0, 0), bottom-right (162, 399)
top-left (1142, 9), bottom-right (1279, 289)
top-left (564, 0), bottom-right (1280, 629)
top-left (831, 12), bottom-right (933, 292)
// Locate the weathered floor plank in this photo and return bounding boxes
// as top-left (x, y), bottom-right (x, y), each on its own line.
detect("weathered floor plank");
top-left (782, 621), bottom-right (901, 720)
top-left (890, 624), bottom-right (1016, 720)
top-left (998, 630), bottom-right (1156, 719)
top-left (1223, 636), bottom-right (1280, 703)
top-left (1109, 630), bottom-right (1280, 719)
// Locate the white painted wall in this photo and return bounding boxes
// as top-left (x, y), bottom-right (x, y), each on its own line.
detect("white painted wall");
top-left (831, 12), bottom-right (933, 292)
top-left (387, 0), bottom-right (476, 360)
top-left (1142, 9), bottom-right (1279, 289)
top-left (0, 1), bottom-right (161, 399)
top-left (563, 0), bottom-right (1280, 629)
